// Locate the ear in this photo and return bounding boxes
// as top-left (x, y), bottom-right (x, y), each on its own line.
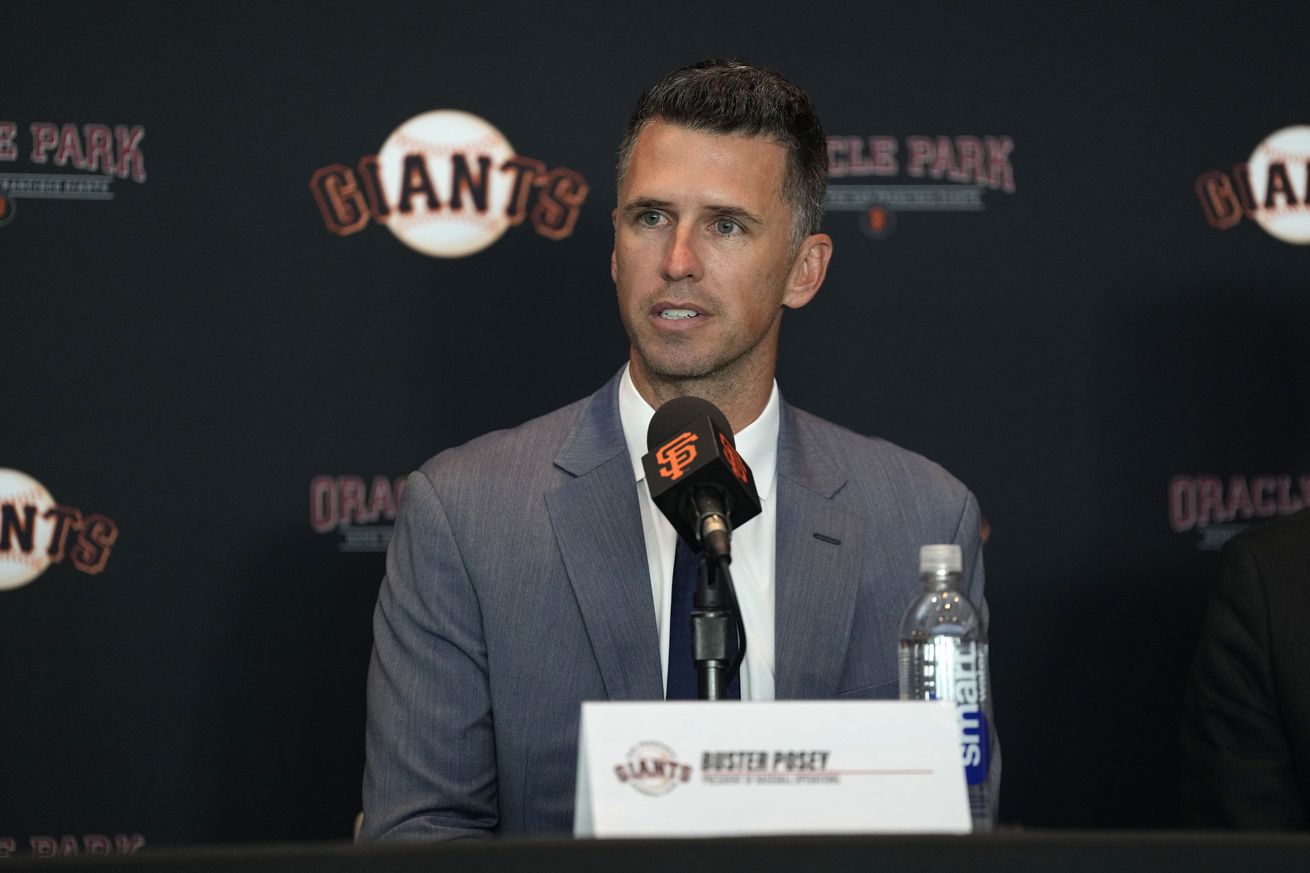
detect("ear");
top-left (610, 208), bottom-right (619, 284)
top-left (781, 233), bottom-right (833, 310)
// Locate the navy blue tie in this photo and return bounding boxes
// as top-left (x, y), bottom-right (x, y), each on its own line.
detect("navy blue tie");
top-left (666, 539), bottom-right (740, 700)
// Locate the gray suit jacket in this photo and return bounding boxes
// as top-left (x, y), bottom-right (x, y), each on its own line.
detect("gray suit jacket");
top-left (362, 371), bottom-right (991, 839)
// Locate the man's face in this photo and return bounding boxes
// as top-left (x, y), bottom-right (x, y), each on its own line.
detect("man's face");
top-left (612, 122), bottom-right (810, 393)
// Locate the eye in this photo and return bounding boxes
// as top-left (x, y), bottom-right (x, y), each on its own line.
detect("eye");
top-left (714, 218), bottom-right (740, 235)
top-left (638, 210), bottom-right (665, 227)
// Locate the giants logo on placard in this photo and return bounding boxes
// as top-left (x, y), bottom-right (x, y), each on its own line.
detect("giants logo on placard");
top-left (825, 134), bottom-right (1016, 239)
top-left (310, 474), bottom-right (407, 553)
top-left (1196, 126), bottom-right (1310, 245)
top-left (0, 469), bottom-right (120, 592)
top-left (1169, 473), bottom-right (1310, 550)
top-left (0, 121), bottom-right (146, 227)
top-left (310, 110), bottom-right (588, 258)
top-left (613, 741), bottom-right (693, 796)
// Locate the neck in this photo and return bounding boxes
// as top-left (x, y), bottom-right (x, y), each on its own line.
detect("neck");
top-left (628, 353), bottom-right (774, 433)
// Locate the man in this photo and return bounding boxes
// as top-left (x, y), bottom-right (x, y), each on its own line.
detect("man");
top-left (1182, 507), bottom-right (1310, 828)
top-left (362, 59), bottom-right (993, 840)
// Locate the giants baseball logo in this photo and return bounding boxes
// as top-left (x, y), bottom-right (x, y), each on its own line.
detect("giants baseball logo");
top-left (0, 469), bottom-right (119, 591)
top-left (655, 433), bottom-right (698, 481)
top-left (718, 432), bottom-right (749, 485)
top-left (1196, 125), bottom-right (1310, 244)
top-left (310, 110), bottom-right (588, 258)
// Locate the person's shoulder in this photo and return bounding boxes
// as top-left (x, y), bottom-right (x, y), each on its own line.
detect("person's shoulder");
top-left (416, 396), bottom-right (589, 486)
top-left (1227, 507), bottom-right (1310, 563)
top-left (787, 405), bottom-right (971, 500)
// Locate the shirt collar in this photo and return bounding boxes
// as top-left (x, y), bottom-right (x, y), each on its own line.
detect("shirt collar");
top-left (618, 364), bottom-right (780, 500)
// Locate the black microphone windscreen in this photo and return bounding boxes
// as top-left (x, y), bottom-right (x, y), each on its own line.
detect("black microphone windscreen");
top-left (647, 395), bottom-right (734, 451)
top-left (641, 395), bottom-right (761, 549)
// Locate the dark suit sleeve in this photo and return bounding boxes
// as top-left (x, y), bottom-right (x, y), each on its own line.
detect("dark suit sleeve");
top-left (1181, 533), bottom-right (1310, 828)
top-left (360, 470), bottom-right (498, 840)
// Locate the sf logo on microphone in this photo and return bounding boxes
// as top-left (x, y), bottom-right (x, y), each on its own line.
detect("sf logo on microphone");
top-left (718, 433), bottom-right (749, 485)
top-left (656, 432), bottom-right (698, 481)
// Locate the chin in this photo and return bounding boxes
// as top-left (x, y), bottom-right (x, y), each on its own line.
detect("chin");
top-left (640, 354), bottom-right (728, 384)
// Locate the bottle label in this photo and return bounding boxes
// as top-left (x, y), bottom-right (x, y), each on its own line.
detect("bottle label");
top-left (908, 637), bottom-right (990, 786)
top-left (952, 640), bottom-right (990, 786)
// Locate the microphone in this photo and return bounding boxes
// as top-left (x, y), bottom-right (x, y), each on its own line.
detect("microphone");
top-left (642, 396), bottom-right (761, 561)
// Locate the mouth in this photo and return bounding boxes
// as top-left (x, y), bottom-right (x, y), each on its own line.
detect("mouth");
top-left (658, 308), bottom-right (700, 320)
top-left (649, 301), bottom-right (708, 323)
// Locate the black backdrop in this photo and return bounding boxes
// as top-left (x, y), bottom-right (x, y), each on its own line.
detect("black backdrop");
top-left (4, 0), bottom-right (1309, 853)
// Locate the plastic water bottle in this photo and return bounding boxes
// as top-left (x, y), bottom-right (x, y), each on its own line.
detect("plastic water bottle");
top-left (898, 544), bottom-right (993, 831)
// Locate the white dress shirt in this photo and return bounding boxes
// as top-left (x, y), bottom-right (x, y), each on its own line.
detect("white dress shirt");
top-left (617, 365), bottom-right (779, 700)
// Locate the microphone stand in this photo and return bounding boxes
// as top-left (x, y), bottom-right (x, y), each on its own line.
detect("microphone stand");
top-left (684, 484), bottom-right (748, 700)
top-left (691, 552), bottom-right (747, 700)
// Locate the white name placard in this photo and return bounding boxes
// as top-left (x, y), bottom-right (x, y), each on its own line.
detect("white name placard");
top-left (574, 700), bottom-right (969, 838)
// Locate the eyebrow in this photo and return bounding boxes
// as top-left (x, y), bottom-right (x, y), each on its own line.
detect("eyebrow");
top-left (623, 197), bottom-right (766, 227)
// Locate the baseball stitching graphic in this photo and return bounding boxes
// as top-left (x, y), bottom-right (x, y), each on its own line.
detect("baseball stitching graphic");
top-left (0, 468), bottom-right (56, 591)
top-left (377, 110), bottom-right (517, 257)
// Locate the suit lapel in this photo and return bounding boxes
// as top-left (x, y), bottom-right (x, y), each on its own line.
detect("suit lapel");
top-left (773, 404), bottom-right (863, 699)
top-left (546, 374), bottom-right (663, 701)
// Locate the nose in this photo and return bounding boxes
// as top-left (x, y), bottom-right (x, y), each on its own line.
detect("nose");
top-left (661, 224), bottom-right (702, 282)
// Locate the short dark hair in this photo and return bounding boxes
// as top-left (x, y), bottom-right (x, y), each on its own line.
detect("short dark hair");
top-left (616, 58), bottom-right (828, 249)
